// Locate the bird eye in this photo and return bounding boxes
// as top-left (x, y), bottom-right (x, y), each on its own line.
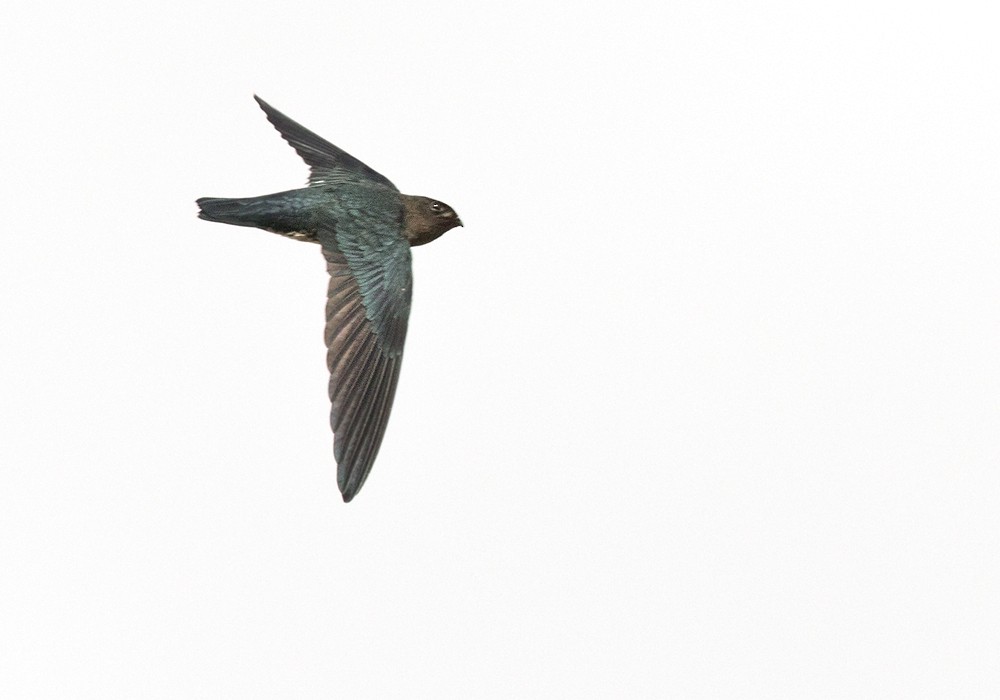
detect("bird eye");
top-left (430, 202), bottom-right (444, 212)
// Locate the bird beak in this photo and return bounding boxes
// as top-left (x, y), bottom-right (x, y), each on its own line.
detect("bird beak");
top-left (456, 218), bottom-right (464, 227)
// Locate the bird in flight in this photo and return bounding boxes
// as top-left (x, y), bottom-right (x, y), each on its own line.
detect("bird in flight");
top-left (197, 96), bottom-right (463, 502)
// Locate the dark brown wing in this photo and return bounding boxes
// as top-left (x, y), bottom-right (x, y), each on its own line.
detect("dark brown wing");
top-left (320, 210), bottom-right (412, 502)
top-left (254, 96), bottom-right (398, 191)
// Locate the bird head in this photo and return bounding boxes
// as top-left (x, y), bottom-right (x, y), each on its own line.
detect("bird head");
top-left (402, 196), bottom-right (463, 246)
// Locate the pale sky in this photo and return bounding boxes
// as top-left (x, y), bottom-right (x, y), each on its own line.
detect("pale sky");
top-left (2, 1), bottom-right (999, 697)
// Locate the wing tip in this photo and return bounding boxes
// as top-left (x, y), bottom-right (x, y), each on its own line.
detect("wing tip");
top-left (253, 94), bottom-right (275, 118)
top-left (338, 459), bottom-right (359, 503)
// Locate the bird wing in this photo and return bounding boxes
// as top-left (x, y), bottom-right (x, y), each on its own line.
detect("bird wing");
top-left (319, 209), bottom-right (412, 501)
top-left (254, 95), bottom-right (399, 192)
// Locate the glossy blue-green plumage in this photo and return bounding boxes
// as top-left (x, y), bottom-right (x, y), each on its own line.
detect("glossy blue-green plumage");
top-left (196, 97), bottom-right (462, 502)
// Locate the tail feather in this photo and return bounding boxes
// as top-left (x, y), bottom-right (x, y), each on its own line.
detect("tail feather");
top-left (196, 196), bottom-right (266, 227)
top-left (195, 191), bottom-right (319, 241)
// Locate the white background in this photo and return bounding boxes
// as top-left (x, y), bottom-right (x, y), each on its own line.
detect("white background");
top-left (2, 1), bottom-right (998, 697)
